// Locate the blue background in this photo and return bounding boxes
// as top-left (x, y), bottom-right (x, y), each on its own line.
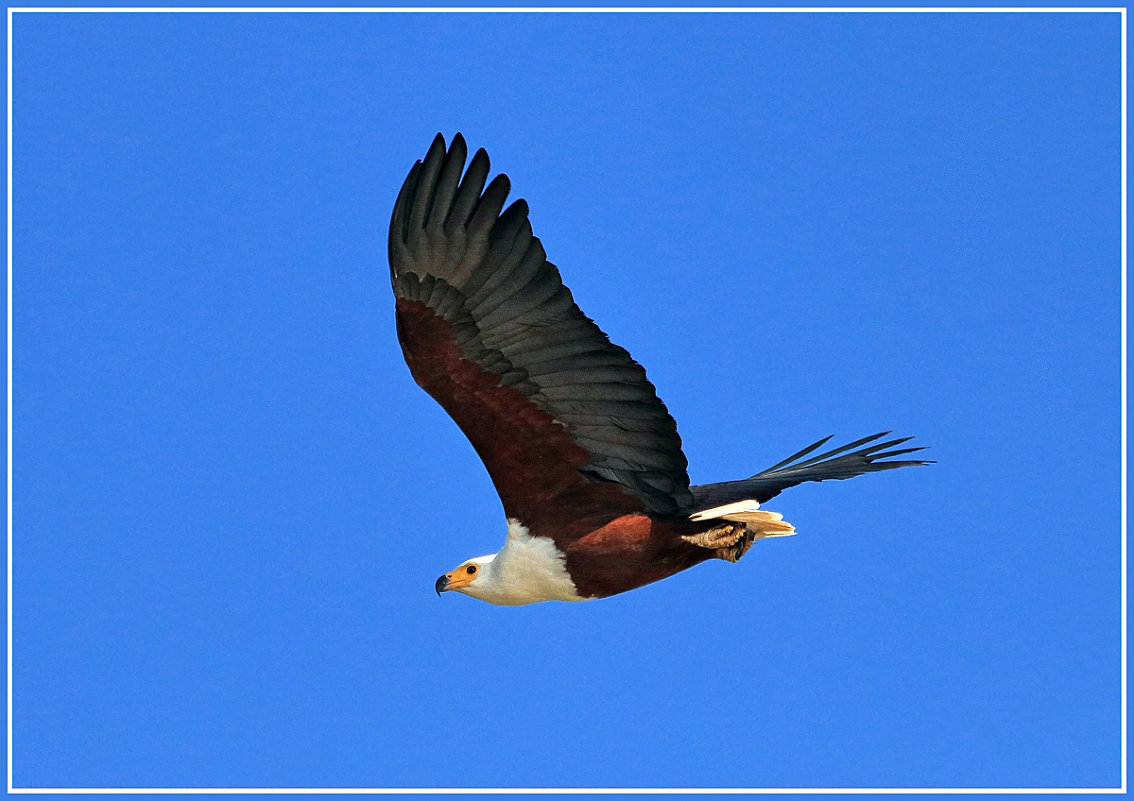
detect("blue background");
top-left (11, 9), bottom-right (1122, 790)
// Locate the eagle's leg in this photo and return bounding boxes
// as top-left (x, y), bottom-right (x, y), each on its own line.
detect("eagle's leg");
top-left (681, 522), bottom-right (756, 563)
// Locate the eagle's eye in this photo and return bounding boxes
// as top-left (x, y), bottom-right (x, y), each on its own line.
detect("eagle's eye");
top-left (465, 565), bottom-right (477, 575)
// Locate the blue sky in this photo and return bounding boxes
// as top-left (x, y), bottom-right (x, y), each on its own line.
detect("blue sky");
top-left (10, 8), bottom-right (1122, 791)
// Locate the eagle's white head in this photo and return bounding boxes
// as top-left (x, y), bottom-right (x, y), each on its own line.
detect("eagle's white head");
top-left (434, 553), bottom-right (497, 599)
top-left (434, 520), bottom-right (588, 606)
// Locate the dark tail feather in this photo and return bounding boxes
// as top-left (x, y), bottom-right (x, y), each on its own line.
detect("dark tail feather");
top-left (689, 431), bottom-right (931, 509)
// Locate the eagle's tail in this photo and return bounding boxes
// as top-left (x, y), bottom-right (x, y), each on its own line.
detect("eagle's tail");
top-left (681, 432), bottom-right (928, 562)
top-left (688, 431), bottom-right (930, 511)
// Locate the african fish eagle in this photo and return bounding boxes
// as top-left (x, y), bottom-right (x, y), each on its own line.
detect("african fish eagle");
top-left (389, 133), bottom-right (928, 606)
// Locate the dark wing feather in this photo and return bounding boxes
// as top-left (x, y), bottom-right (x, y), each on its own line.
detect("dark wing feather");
top-left (389, 134), bottom-right (692, 536)
top-left (690, 431), bottom-right (931, 508)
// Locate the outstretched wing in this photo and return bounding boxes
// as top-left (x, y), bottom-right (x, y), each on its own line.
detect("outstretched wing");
top-left (389, 134), bottom-right (692, 539)
top-left (690, 431), bottom-right (931, 509)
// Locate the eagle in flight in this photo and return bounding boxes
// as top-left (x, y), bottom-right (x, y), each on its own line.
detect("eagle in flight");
top-left (389, 134), bottom-right (928, 605)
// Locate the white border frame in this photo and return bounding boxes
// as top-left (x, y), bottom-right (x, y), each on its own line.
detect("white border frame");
top-left (6, 6), bottom-right (1124, 794)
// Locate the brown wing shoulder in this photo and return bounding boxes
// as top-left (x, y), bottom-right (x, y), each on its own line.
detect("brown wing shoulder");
top-left (395, 295), bottom-right (643, 539)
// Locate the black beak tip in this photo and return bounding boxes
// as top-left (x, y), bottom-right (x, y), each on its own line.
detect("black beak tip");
top-left (435, 575), bottom-right (449, 596)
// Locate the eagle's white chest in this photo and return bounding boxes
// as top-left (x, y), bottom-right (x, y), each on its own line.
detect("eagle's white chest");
top-left (474, 519), bottom-right (588, 605)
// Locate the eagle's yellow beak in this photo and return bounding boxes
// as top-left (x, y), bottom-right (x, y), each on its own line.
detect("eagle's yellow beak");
top-left (436, 563), bottom-right (480, 595)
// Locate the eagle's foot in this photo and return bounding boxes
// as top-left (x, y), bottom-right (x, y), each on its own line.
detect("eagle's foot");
top-left (682, 522), bottom-right (755, 563)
